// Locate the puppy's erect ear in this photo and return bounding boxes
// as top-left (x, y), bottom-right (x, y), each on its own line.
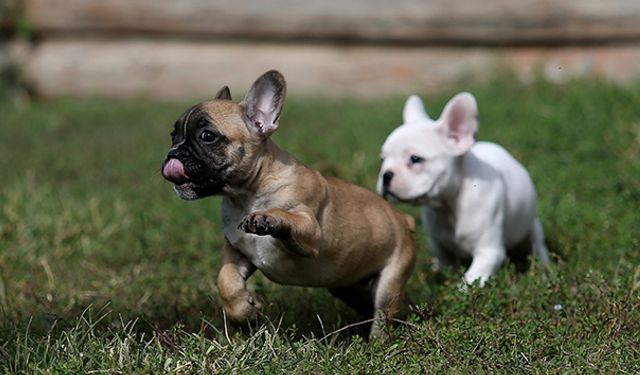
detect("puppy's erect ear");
top-left (215, 86), bottom-right (232, 101)
top-left (403, 95), bottom-right (429, 124)
top-left (242, 70), bottom-right (287, 137)
top-left (437, 92), bottom-right (478, 155)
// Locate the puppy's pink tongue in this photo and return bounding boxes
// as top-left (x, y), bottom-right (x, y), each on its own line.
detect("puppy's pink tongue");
top-left (162, 159), bottom-right (189, 184)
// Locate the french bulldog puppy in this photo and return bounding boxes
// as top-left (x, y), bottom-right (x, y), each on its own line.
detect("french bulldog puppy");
top-left (377, 93), bottom-right (549, 286)
top-left (161, 70), bottom-right (416, 337)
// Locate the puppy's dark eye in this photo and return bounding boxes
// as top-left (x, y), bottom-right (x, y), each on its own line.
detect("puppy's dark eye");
top-left (380, 157), bottom-right (385, 164)
top-left (200, 130), bottom-right (217, 143)
top-left (410, 155), bottom-right (425, 164)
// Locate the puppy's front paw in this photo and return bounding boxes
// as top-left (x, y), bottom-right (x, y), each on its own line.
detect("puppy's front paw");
top-left (238, 212), bottom-right (281, 236)
top-left (223, 293), bottom-right (262, 322)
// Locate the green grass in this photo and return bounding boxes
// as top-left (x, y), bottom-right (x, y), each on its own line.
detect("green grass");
top-left (1, 77), bottom-right (639, 373)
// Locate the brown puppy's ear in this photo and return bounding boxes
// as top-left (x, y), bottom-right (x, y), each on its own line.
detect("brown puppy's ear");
top-left (241, 70), bottom-right (287, 137)
top-left (215, 86), bottom-right (232, 101)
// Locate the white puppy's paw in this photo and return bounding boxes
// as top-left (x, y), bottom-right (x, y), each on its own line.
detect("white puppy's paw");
top-left (431, 258), bottom-right (443, 273)
top-left (457, 280), bottom-right (470, 293)
top-left (463, 272), bottom-right (489, 288)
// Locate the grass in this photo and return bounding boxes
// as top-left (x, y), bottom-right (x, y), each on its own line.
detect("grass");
top-left (1, 76), bottom-right (639, 373)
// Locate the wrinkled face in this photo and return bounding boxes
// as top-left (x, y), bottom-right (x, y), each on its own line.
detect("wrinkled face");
top-left (376, 92), bottom-right (479, 206)
top-left (161, 70), bottom-right (287, 200)
top-left (161, 101), bottom-right (255, 200)
top-left (377, 122), bottom-right (457, 205)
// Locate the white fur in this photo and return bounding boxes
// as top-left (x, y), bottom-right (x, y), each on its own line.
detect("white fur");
top-left (378, 93), bottom-right (549, 286)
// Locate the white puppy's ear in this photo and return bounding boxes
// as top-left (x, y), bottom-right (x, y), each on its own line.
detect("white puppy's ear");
top-left (438, 92), bottom-right (478, 154)
top-left (403, 95), bottom-right (430, 124)
top-left (242, 70), bottom-right (287, 137)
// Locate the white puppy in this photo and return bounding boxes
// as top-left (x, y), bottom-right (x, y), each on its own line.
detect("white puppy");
top-left (377, 93), bottom-right (549, 286)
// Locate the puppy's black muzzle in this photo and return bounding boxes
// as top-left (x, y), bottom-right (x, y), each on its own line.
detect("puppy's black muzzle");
top-left (382, 170), bottom-right (395, 199)
top-left (382, 171), bottom-right (394, 188)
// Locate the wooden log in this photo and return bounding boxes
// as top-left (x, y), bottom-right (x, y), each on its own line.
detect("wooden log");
top-left (1, 0), bottom-right (21, 35)
top-left (24, 39), bottom-right (640, 100)
top-left (25, 0), bottom-right (640, 44)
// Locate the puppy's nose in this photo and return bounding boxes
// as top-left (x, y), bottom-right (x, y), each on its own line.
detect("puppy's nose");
top-left (167, 148), bottom-right (180, 159)
top-left (382, 171), bottom-right (394, 187)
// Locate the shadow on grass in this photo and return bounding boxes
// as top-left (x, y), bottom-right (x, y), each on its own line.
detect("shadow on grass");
top-left (1, 281), bottom-right (380, 347)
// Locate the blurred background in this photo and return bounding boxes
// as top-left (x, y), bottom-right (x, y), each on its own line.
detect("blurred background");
top-left (1, 2), bottom-right (640, 371)
top-left (2, 0), bottom-right (640, 100)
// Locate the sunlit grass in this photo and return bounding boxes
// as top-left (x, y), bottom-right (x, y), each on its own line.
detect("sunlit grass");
top-left (1, 77), bottom-right (639, 372)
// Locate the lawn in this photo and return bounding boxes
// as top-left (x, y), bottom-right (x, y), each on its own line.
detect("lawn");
top-left (0, 77), bottom-right (639, 373)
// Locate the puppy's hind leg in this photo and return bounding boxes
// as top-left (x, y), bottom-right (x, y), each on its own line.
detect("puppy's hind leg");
top-left (531, 217), bottom-right (550, 267)
top-left (329, 275), bottom-right (376, 318)
top-left (369, 242), bottom-right (416, 339)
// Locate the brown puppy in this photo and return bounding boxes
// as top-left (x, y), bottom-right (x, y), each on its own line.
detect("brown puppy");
top-left (161, 70), bottom-right (415, 338)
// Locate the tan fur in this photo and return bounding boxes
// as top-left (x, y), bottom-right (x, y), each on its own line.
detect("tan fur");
top-left (175, 74), bottom-right (415, 339)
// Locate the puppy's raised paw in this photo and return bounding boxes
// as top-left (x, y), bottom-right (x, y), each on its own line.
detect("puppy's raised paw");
top-left (238, 212), bottom-right (282, 236)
